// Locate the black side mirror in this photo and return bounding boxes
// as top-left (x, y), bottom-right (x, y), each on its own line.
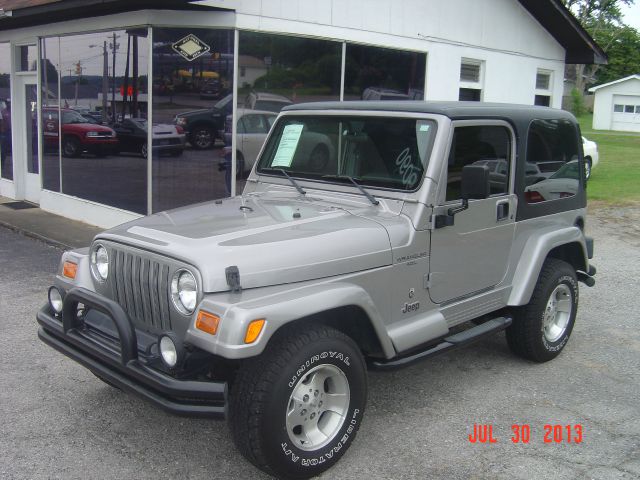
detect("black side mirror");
top-left (461, 165), bottom-right (491, 200)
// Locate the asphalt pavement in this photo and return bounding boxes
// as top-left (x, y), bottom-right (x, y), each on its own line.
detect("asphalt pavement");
top-left (0, 206), bottom-right (639, 480)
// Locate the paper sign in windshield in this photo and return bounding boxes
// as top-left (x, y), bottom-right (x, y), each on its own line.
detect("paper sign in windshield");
top-left (271, 124), bottom-right (304, 167)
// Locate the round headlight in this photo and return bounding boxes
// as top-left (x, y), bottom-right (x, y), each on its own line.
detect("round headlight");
top-left (48, 286), bottom-right (63, 314)
top-left (90, 244), bottom-right (109, 282)
top-left (171, 270), bottom-right (197, 315)
top-left (159, 335), bottom-right (178, 368)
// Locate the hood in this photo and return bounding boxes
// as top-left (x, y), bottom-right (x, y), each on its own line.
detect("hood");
top-left (177, 108), bottom-right (217, 117)
top-left (97, 192), bottom-right (392, 292)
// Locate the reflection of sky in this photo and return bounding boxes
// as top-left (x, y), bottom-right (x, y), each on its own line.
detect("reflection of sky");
top-left (0, 30), bottom-right (149, 77)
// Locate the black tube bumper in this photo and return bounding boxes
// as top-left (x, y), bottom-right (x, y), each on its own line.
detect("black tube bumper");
top-left (37, 287), bottom-right (227, 418)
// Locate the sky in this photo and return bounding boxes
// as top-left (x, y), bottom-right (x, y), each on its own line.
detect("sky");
top-left (621, 3), bottom-right (640, 29)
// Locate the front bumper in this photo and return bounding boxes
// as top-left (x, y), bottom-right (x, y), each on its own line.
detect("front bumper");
top-left (37, 287), bottom-right (227, 418)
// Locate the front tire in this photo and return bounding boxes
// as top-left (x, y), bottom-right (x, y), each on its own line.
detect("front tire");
top-left (229, 325), bottom-right (367, 479)
top-left (190, 126), bottom-right (215, 149)
top-left (62, 136), bottom-right (81, 158)
top-left (506, 258), bottom-right (579, 362)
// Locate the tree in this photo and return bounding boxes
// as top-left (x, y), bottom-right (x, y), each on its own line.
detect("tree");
top-left (562, 0), bottom-right (638, 92)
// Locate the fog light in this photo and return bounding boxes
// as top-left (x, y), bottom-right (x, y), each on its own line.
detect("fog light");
top-left (48, 286), bottom-right (63, 314)
top-left (159, 335), bottom-right (180, 368)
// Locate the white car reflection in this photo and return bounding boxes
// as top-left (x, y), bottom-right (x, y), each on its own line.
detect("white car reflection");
top-left (524, 160), bottom-right (581, 203)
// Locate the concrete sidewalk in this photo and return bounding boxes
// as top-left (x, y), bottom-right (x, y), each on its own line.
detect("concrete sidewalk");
top-left (0, 197), bottom-right (102, 250)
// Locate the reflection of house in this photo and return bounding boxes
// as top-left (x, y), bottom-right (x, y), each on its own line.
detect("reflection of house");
top-left (238, 55), bottom-right (268, 88)
top-left (589, 75), bottom-right (640, 133)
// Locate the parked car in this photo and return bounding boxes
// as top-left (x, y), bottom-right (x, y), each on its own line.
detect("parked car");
top-left (200, 80), bottom-right (223, 100)
top-left (524, 159), bottom-right (581, 203)
top-left (582, 136), bottom-right (599, 179)
top-left (42, 107), bottom-right (117, 157)
top-left (218, 109), bottom-right (277, 178)
top-left (38, 101), bottom-right (596, 480)
top-left (113, 118), bottom-right (185, 158)
top-left (362, 87), bottom-right (411, 101)
top-left (174, 93), bottom-right (232, 149)
top-left (244, 92), bottom-right (292, 112)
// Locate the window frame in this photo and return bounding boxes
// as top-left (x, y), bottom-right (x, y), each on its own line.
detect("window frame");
top-left (437, 119), bottom-right (516, 206)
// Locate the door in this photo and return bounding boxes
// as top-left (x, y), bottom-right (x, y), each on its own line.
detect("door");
top-left (14, 76), bottom-right (39, 203)
top-left (429, 122), bottom-right (516, 304)
top-left (238, 113), bottom-right (272, 169)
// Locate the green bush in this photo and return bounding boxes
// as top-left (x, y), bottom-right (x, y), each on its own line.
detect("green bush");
top-left (570, 88), bottom-right (586, 117)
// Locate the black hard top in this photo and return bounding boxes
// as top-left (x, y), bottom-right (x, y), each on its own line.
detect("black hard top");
top-left (283, 100), bottom-right (577, 123)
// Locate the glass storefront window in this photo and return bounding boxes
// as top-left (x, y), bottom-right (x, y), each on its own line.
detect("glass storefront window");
top-left (17, 45), bottom-right (38, 72)
top-left (0, 43), bottom-right (12, 180)
top-left (41, 37), bottom-right (61, 191)
top-left (152, 27), bottom-right (235, 212)
top-left (344, 44), bottom-right (426, 101)
top-left (41, 30), bottom-right (149, 214)
top-left (235, 32), bottom-right (341, 194)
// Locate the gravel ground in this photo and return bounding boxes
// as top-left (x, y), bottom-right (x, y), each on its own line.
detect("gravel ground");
top-left (0, 205), bottom-right (638, 480)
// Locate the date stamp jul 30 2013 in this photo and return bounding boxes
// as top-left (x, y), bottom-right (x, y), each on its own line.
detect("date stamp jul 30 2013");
top-left (468, 424), bottom-right (584, 444)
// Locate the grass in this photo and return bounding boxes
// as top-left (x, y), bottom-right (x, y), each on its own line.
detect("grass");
top-left (576, 113), bottom-right (640, 205)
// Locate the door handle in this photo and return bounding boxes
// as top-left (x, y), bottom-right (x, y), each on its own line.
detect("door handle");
top-left (496, 200), bottom-right (509, 221)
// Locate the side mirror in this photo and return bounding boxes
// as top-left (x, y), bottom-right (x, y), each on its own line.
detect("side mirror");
top-left (461, 165), bottom-right (491, 200)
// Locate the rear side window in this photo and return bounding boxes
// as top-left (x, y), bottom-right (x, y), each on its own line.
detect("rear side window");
top-left (525, 119), bottom-right (580, 204)
top-left (445, 125), bottom-right (512, 202)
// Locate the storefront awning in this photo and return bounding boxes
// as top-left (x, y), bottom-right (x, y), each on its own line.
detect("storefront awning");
top-left (0, 0), bottom-right (233, 31)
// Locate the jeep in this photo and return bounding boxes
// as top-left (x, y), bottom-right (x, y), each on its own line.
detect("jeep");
top-left (38, 101), bottom-right (596, 479)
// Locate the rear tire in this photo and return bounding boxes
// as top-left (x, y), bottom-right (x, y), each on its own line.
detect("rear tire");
top-left (584, 157), bottom-right (593, 180)
top-left (506, 258), bottom-right (578, 362)
top-left (229, 325), bottom-right (367, 479)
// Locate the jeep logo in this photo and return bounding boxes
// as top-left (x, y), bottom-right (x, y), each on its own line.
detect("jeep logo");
top-left (401, 301), bottom-right (420, 314)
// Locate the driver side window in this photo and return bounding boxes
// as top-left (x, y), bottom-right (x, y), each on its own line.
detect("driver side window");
top-left (445, 125), bottom-right (512, 202)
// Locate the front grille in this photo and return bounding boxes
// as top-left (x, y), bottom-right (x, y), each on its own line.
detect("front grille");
top-left (109, 248), bottom-right (173, 332)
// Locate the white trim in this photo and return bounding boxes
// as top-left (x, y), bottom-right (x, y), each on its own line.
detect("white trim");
top-left (589, 74), bottom-right (640, 92)
top-left (231, 28), bottom-right (239, 197)
top-left (40, 190), bottom-right (141, 229)
top-left (0, 178), bottom-right (17, 198)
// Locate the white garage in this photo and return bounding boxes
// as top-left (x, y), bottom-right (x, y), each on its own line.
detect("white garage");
top-left (590, 75), bottom-right (640, 133)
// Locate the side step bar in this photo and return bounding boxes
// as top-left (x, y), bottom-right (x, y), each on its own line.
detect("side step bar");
top-left (370, 316), bottom-right (512, 371)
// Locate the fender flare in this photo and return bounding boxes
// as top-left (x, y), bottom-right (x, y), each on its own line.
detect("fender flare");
top-left (186, 282), bottom-right (396, 360)
top-left (507, 226), bottom-right (588, 306)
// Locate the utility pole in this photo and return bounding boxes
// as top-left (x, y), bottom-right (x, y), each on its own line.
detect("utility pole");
top-left (110, 33), bottom-right (120, 123)
top-left (102, 41), bottom-right (108, 123)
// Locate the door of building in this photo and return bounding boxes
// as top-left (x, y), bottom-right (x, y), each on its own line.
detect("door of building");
top-left (14, 75), bottom-right (40, 203)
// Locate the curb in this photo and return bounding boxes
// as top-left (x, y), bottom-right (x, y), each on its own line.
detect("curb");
top-left (0, 219), bottom-right (72, 251)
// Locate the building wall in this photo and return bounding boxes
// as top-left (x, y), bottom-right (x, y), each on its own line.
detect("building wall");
top-left (205, 0), bottom-right (566, 106)
top-left (592, 78), bottom-right (640, 131)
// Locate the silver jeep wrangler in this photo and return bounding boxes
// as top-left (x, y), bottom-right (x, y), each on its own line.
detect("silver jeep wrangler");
top-left (38, 101), bottom-right (596, 479)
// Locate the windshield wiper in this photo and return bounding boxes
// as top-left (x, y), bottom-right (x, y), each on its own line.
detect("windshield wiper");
top-left (322, 175), bottom-right (379, 206)
top-left (261, 168), bottom-right (306, 195)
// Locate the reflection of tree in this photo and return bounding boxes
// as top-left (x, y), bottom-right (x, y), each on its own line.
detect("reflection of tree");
top-left (41, 58), bottom-right (59, 83)
top-left (241, 32), bottom-right (341, 93)
top-left (344, 46), bottom-right (425, 95)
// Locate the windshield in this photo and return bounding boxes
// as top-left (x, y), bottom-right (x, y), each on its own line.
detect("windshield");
top-left (62, 111), bottom-right (90, 124)
top-left (257, 115), bottom-right (436, 191)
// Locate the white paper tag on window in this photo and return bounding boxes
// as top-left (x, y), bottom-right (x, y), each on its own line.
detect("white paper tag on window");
top-left (271, 124), bottom-right (304, 167)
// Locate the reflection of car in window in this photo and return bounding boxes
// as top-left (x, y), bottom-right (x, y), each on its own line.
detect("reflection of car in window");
top-left (219, 109), bottom-right (277, 178)
top-left (174, 93), bottom-right (233, 150)
top-left (362, 87), bottom-right (411, 101)
top-left (42, 107), bottom-right (118, 158)
top-left (244, 92), bottom-right (293, 112)
top-left (525, 160), bottom-right (581, 203)
top-left (113, 118), bottom-right (185, 158)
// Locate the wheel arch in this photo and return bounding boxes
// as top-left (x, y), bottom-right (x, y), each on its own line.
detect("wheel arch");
top-left (508, 226), bottom-right (588, 306)
top-left (188, 282), bottom-right (396, 360)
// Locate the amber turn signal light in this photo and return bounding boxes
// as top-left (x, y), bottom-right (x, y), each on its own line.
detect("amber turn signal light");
top-left (62, 261), bottom-right (78, 279)
top-left (245, 319), bottom-right (266, 344)
top-left (196, 310), bottom-right (220, 335)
